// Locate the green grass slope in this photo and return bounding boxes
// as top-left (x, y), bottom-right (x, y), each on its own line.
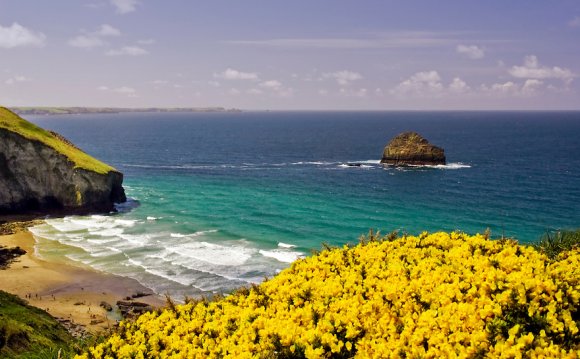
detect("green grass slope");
top-left (0, 290), bottom-right (74, 359)
top-left (0, 107), bottom-right (114, 175)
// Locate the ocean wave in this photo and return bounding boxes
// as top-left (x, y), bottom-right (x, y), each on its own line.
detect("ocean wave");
top-left (338, 163), bottom-right (374, 169)
top-left (30, 214), bottom-right (306, 296)
top-left (393, 162), bottom-right (472, 170)
top-left (434, 162), bottom-right (472, 169)
top-left (259, 249), bottom-right (304, 263)
top-left (166, 241), bottom-right (254, 266)
top-left (291, 161), bottom-right (338, 166)
top-left (169, 229), bottom-right (218, 238)
top-left (278, 242), bottom-right (296, 248)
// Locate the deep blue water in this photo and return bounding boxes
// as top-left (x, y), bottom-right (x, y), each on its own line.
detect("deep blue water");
top-left (27, 111), bottom-right (580, 295)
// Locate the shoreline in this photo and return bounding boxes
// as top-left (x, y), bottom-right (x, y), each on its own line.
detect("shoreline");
top-left (0, 229), bottom-right (165, 334)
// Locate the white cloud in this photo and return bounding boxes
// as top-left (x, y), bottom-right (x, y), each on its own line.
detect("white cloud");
top-left (98, 85), bottom-right (138, 97)
top-left (86, 3), bottom-right (105, 9)
top-left (97, 24), bottom-right (121, 37)
top-left (392, 72), bottom-right (472, 97)
top-left (0, 23), bottom-right (46, 48)
top-left (354, 88), bottom-right (368, 97)
top-left (486, 81), bottom-right (520, 95)
top-left (215, 68), bottom-right (259, 80)
top-left (208, 80), bottom-right (221, 87)
top-left (229, 88), bottom-right (241, 95)
top-left (68, 24), bottom-right (120, 49)
top-left (137, 39), bottom-right (156, 45)
top-left (5, 75), bottom-right (30, 85)
top-left (481, 79), bottom-right (544, 97)
top-left (323, 70), bottom-right (362, 86)
top-left (68, 35), bottom-right (106, 48)
top-left (259, 80), bottom-right (282, 89)
top-left (255, 79), bottom-right (293, 97)
top-left (247, 88), bottom-right (263, 95)
top-left (114, 86), bottom-right (137, 96)
top-left (111, 0), bottom-right (139, 14)
top-left (228, 31), bottom-right (464, 49)
top-left (449, 77), bottom-right (470, 93)
top-left (508, 55), bottom-right (575, 83)
top-left (106, 46), bottom-right (148, 56)
top-left (456, 44), bottom-right (484, 59)
top-left (392, 70), bottom-right (444, 96)
top-left (569, 16), bottom-right (580, 28)
top-left (521, 79), bottom-right (543, 95)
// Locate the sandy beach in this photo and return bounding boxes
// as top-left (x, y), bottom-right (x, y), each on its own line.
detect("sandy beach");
top-left (0, 229), bottom-right (165, 334)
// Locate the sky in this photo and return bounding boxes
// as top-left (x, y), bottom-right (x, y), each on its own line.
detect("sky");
top-left (1, 0), bottom-right (579, 110)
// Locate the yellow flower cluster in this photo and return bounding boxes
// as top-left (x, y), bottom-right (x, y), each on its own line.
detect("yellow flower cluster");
top-left (78, 232), bottom-right (580, 358)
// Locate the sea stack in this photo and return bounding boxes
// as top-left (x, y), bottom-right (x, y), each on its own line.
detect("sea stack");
top-left (381, 132), bottom-right (446, 166)
top-left (0, 107), bottom-right (126, 215)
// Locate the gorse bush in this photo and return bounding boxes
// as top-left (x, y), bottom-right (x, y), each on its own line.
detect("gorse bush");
top-left (78, 232), bottom-right (580, 358)
top-left (533, 229), bottom-right (580, 259)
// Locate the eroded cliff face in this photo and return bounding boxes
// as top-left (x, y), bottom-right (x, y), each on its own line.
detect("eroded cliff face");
top-left (0, 128), bottom-right (126, 215)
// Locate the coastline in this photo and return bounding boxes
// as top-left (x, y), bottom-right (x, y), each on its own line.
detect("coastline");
top-left (0, 228), bottom-right (165, 334)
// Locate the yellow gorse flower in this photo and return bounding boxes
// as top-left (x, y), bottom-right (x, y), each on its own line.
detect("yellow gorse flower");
top-left (78, 232), bottom-right (580, 358)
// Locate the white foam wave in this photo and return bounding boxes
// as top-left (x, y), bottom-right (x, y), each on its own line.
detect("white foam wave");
top-left (167, 241), bottom-right (253, 266)
top-left (89, 228), bottom-right (124, 237)
top-left (338, 164), bottom-right (373, 169)
top-left (351, 159), bottom-right (381, 164)
top-left (87, 237), bottom-right (121, 244)
top-left (435, 162), bottom-right (471, 169)
top-left (291, 161), bottom-right (336, 165)
top-left (146, 216), bottom-right (158, 221)
top-left (170, 229), bottom-right (218, 238)
top-left (144, 268), bottom-right (193, 286)
top-left (278, 242), bottom-right (296, 248)
top-left (259, 249), bottom-right (303, 263)
top-left (405, 162), bottom-right (471, 170)
top-left (30, 215), bottom-right (300, 295)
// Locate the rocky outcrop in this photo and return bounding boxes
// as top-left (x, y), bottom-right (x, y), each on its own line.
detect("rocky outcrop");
top-left (0, 107), bottom-right (126, 215)
top-left (381, 132), bottom-right (446, 166)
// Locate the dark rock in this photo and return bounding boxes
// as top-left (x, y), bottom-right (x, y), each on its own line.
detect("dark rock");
top-left (131, 291), bottom-right (153, 299)
top-left (116, 300), bottom-right (153, 318)
top-left (0, 107), bottom-right (126, 215)
top-left (0, 246), bottom-right (26, 269)
top-left (381, 132), bottom-right (446, 166)
top-left (99, 301), bottom-right (113, 312)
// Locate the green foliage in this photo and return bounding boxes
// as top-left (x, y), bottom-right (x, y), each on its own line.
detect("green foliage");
top-left (533, 229), bottom-right (580, 259)
top-left (0, 290), bottom-right (74, 358)
top-left (0, 107), bottom-right (114, 175)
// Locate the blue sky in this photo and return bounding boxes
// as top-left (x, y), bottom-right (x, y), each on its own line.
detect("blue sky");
top-left (1, 0), bottom-right (579, 110)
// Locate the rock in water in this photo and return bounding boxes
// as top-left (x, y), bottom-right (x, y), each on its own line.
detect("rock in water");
top-left (0, 107), bottom-right (126, 215)
top-left (381, 132), bottom-right (446, 166)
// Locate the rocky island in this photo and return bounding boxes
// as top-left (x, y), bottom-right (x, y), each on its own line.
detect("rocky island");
top-left (381, 131), bottom-right (446, 166)
top-left (0, 107), bottom-right (126, 215)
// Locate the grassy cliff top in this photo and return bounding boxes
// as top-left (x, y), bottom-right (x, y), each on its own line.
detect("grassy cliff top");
top-left (0, 107), bottom-right (115, 175)
top-left (0, 290), bottom-right (75, 358)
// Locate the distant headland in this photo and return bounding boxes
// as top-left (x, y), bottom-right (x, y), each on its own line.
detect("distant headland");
top-left (10, 107), bottom-right (242, 116)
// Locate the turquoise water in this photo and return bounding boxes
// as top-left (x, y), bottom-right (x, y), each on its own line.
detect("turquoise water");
top-left (27, 111), bottom-right (580, 296)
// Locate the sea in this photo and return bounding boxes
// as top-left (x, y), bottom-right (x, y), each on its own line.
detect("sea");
top-left (26, 111), bottom-right (580, 298)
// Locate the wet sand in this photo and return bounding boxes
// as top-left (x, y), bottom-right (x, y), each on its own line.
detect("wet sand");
top-left (0, 230), bottom-right (165, 334)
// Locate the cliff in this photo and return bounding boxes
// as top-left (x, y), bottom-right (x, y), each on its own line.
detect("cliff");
top-left (381, 131), bottom-right (446, 166)
top-left (0, 107), bottom-right (126, 215)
